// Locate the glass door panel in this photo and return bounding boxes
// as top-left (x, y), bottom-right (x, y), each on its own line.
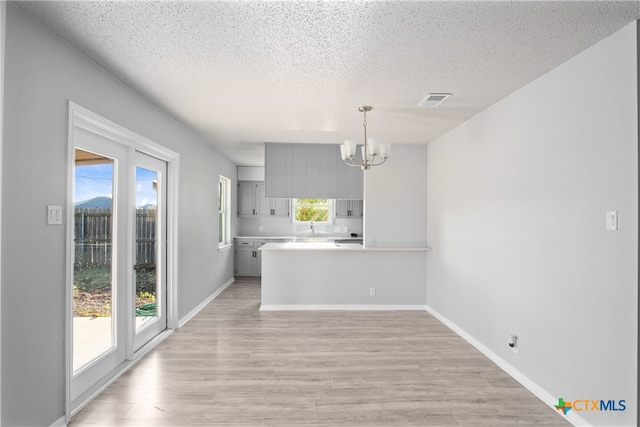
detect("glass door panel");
top-left (71, 140), bottom-right (128, 406)
top-left (73, 149), bottom-right (116, 373)
top-left (135, 166), bottom-right (158, 331)
top-left (134, 152), bottom-right (167, 350)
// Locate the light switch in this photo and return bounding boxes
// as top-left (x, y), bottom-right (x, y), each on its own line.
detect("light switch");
top-left (606, 211), bottom-right (618, 231)
top-left (47, 205), bottom-right (63, 225)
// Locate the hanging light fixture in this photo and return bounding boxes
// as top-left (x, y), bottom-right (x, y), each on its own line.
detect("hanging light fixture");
top-left (340, 106), bottom-right (390, 170)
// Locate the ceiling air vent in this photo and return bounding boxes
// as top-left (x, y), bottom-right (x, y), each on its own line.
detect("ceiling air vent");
top-left (418, 93), bottom-right (451, 108)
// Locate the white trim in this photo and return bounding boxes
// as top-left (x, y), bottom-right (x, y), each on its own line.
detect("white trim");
top-left (49, 415), bottom-right (67, 427)
top-left (291, 198), bottom-right (335, 224)
top-left (166, 156), bottom-right (180, 329)
top-left (218, 175), bottom-right (231, 249)
top-left (260, 304), bottom-right (428, 311)
top-left (218, 244), bottom-right (233, 253)
top-left (425, 305), bottom-right (589, 427)
top-left (178, 278), bottom-right (235, 328)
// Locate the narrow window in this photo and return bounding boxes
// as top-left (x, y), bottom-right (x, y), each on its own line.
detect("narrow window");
top-left (292, 198), bottom-right (334, 224)
top-left (219, 176), bottom-right (231, 248)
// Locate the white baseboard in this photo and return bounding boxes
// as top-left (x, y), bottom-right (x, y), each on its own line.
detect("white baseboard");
top-left (178, 278), bottom-right (234, 327)
top-left (425, 305), bottom-right (591, 427)
top-left (50, 415), bottom-right (67, 427)
top-left (260, 304), bottom-right (427, 311)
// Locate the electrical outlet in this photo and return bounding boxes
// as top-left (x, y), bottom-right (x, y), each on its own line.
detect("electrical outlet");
top-left (369, 287), bottom-right (376, 296)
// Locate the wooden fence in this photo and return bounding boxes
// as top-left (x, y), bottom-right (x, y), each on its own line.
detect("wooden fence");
top-left (74, 208), bottom-right (157, 267)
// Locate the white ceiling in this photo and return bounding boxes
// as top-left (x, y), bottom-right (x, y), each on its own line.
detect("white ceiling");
top-left (14, 1), bottom-right (640, 166)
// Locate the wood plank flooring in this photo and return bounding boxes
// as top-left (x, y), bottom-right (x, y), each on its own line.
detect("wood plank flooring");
top-left (70, 278), bottom-right (570, 426)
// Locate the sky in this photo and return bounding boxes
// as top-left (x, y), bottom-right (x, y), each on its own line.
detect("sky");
top-left (75, 163), bottom-right (158, 208)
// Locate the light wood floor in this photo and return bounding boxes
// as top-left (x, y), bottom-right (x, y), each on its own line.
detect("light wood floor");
top-left (70, 277), bottom-right (570, 426)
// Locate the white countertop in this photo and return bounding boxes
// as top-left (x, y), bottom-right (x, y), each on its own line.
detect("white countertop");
top-left (260, 242), bottom-right (431, 251)
top-left (236, 236), bottom-right (362, 240)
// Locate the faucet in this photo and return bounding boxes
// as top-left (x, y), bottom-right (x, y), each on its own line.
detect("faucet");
top-left (310, 221), bottom-right (315, 237)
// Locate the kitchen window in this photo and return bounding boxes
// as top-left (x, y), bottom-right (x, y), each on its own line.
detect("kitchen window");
top-left (292, 198), bottom-right (334, 224)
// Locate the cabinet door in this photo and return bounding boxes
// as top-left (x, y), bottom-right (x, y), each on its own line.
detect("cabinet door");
top-left (236, 248), bottom-right (255, 276)
top-left (271, 198), bottom-right (290, 217)
top-left (335, 200), bottom-right (363, 218)
top-left (335, 200), bottom-right (350, 218)
top-left (350, 200), bottom-right (363, 218)
top-left (238, 181), bottom-right (256, 216)
top-left (255, 182), bottom-right (272, 216)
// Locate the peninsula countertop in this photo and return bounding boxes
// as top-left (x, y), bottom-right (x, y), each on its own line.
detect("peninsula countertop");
top-left (236, 235), bottom-right (363, 241)
top-left (259, 242), bottom-right (431, 251)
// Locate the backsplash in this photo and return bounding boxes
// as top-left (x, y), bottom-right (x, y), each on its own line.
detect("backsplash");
top-left (237, 216), bottom-right (363, 237)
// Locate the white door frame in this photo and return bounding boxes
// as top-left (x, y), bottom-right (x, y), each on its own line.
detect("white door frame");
top-left (0, 1), bottom-right (7, 422)
top-left (132, 151), bottom-right (168, 351)
top-left (65, 101), bottom-right (180, 420)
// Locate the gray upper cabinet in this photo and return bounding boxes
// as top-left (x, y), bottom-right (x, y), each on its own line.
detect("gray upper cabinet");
top-left (265, 142), bottom-right (363, 199)
top-left (335, 200), bottom-right (363, 218)
top-left (238, 181), bottom-right (258, 216)
top-left (238, 181), bottom-right (289, 218)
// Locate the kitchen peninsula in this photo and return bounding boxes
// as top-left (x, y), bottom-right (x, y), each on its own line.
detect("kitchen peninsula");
top-left (260, 242), bottom-right (430, 310)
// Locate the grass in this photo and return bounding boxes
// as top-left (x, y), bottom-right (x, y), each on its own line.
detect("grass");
top-left (74, 262), bottom-right (156, 317)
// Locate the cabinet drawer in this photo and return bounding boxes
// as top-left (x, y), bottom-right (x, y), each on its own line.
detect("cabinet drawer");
top-left (235, 239), bottom-right (255, 248)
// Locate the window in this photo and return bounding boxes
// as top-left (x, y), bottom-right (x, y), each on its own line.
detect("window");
top-left (218, 176), bottom-right (231, 248)
top-left (293, 199), bottom-right (334, 223)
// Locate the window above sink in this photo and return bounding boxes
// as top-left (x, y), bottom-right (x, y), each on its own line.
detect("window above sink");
top-left (292, 198), bottom-right (334, 224)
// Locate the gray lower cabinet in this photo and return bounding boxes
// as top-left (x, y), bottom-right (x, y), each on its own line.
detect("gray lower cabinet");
top-left (235, 239), bottom-right (268, 276)
top-left (335, 200), bottom-right (363, 218)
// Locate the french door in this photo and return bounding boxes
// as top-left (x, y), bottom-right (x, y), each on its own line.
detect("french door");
top-left (70, 137), bottom-right (167, 405)
top-left (133, 152), bottom-right (167, 350)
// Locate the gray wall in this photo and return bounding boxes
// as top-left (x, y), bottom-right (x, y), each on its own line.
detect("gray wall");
top-left (364, 145), bottom-right (428, 249)
top-left (427, 22), bottom-right (637, 427)
top-left (1, 5), bottom-right (236, 425)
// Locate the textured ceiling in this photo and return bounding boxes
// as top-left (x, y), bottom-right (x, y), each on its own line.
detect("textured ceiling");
top-left (14, 1), bottom-right (640, 166)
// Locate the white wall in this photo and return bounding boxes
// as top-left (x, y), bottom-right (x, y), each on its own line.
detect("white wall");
top-left (364, 144), bottom-right (428, 249)
top-left (1, 6), bottom-right (236, 425)
top-left (427, 22), bottom-right (638, 427)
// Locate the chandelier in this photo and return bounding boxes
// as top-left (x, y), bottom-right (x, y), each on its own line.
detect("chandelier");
top-left (340, 106), bottom-right (390, 170)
